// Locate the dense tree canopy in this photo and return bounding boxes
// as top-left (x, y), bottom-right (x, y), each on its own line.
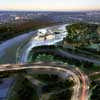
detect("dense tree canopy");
top-left (66, 22), bottom-right (100, 47)
top-left (0, 20), bottom-right (56, 43)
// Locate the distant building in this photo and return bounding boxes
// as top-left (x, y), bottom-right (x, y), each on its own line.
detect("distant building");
top-left (37, 29), bottom-right (47, 36)
top-left (15, 16), bottom-right (20, 20)
top-left (35, 28), bottom-right (55, 41)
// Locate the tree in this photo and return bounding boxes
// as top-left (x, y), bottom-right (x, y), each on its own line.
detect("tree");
top-left (66, 22), bottom-right (99, 47)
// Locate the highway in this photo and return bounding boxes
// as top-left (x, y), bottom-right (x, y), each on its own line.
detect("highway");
top-left (17, 24), bottom-right (67, 63)
top-left (0, 62), bottom-right (90, 100)
top-left (18, 25), bottom-right (100, 64)
top-left (0, 30), bottom-right (37, 100)
top-left (15, 24), bottom-right (90, 100)
top-left (0, 31), bottom-right (36, 64)
top-left (0, 24), bottom-right (90, 100)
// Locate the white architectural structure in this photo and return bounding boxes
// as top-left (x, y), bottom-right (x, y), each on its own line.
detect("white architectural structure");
top-left (37, 29), bottom-right (47, 36)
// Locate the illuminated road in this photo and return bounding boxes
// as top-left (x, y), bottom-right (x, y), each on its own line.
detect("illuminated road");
top-left (14, 25), bottom-right (90, 100)
top-left (18, 25), bottom-right (100, 64)
top-left (17, 24), bottom-right (67, 63)
top-left (0, 62), bottom-right (90, 100)
top-left (0, 24), bottom-right (90, 100)
top-left (0, 31), bottom-right (36, 64)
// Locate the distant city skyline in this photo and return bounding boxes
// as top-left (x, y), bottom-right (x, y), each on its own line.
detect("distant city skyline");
top-left (0, 0), bottom-right (100, 11)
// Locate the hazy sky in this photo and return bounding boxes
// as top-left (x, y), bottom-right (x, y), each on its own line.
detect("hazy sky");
top-left (0, 0), bottom-right (100, 11)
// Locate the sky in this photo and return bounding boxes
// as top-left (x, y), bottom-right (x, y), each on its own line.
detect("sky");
top-left (0, 0), bottom-right (100, 11)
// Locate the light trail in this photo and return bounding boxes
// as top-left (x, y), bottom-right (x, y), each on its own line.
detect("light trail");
top-left (0, 24), bottom-right (91, 100)
top-left (0, 63), bottom-right (90, 100)
top-left (14, 24), bottom-right (90, 100)
top-left (17, 24), bottom-right (67, 63)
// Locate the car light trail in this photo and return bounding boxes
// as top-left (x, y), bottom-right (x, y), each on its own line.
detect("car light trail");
top-left (0, 63), bottom-right (90, 100)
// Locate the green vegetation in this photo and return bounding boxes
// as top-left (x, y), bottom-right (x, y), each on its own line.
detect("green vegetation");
top-left (90, 74), bottom-right (100, 80)
top-left (91, 83), bottom-right (100, 100)
top-left (65, 22), bottom-right (100, 47)
top-left (0, 20), bottom-right (57, 42)
top-left (7, 73), bottom-right (74, 100)
top-left (28, 52), bottom-right (67, 64)
top-left (64, 22), bottom-right (100, 100)
top-left (7, 75), bottom-right (39, 100)
top-left (34, 54), bottom-right (54, 62)
top-left (1, 22), bottom-right (100, 100)
top-left (29, 74), bottom-right (73, 100)
top-left (48, 89), bottom-right (72, 100)
top-left (28, 45), bottom-right (66, 64)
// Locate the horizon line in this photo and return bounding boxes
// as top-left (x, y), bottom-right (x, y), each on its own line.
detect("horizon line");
top-left (0, 9), bottom-right (100, 12)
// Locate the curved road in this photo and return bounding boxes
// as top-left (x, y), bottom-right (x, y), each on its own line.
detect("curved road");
top-left (0, 24), bottom-right (91, 100)
top-left (0, 31), bottom-right (36, 64)
top-left (18, 25), bottom-right (100, 64)
top-left (15, 24), bottom-right (90, 100)
top-left (0, 62), bottom-right (89, 100)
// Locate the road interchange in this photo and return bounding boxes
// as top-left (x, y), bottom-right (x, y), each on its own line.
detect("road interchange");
top-left (0, 62), bottom-right (90, 100)
top-left (0, 24), bottom-right (92, 100)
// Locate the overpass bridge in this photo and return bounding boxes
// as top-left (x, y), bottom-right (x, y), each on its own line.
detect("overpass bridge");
top-left (0, 62), bottom-right (90, 100)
